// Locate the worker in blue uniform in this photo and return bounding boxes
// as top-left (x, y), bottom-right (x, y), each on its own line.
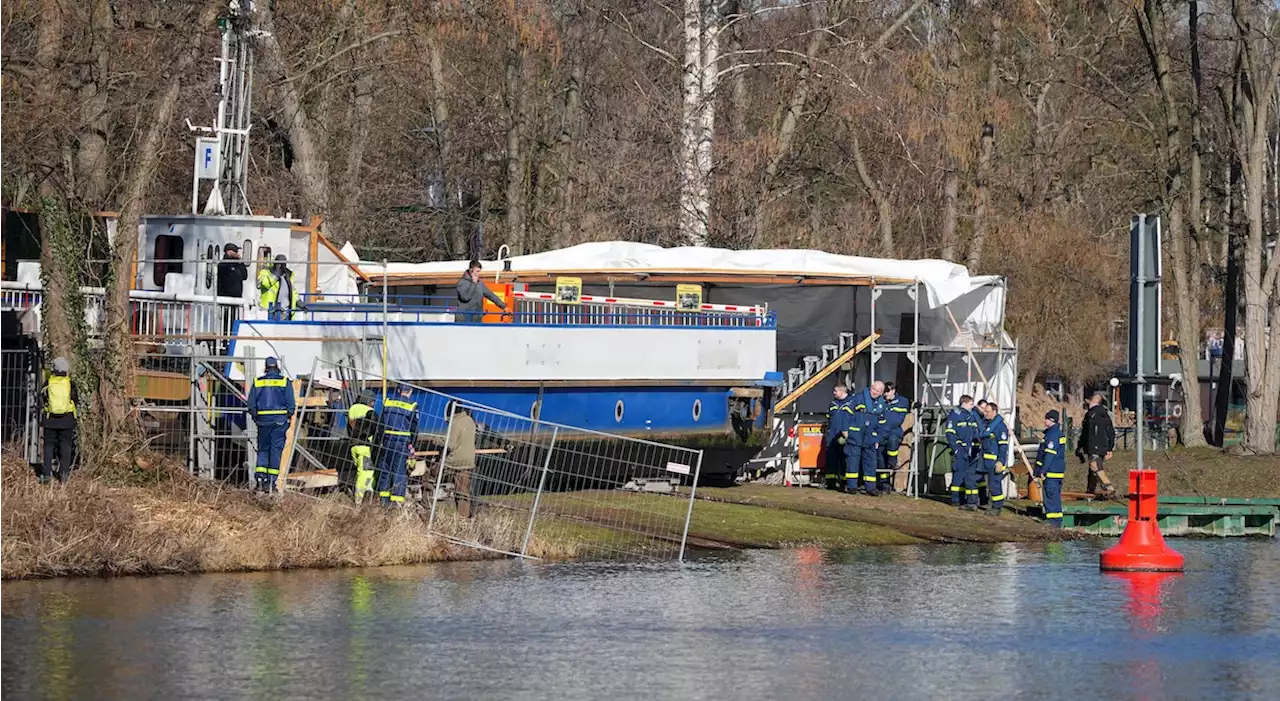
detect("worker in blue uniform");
top-left (246, 357), bottom-right (295, 493)
top-left (877, 382), bottom-right (911, 494)
top-left (1035, 410), bottom-right (1067, 527)
top-left (944, 395), bottom-right (979, 509)
top-left (978, 401), bottom-right (1010, 515)
top-left (849, 380), bottom-right (887, 496)
top-left (823, 384), bottom-right (856, 491)
top-left (376, 384), bottom-right (420, 505)
top-left (974, 399), bottom-right (991, 505)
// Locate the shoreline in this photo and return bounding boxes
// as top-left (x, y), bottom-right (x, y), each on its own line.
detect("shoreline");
top-left (4, 448), bottom-right (1276, 581)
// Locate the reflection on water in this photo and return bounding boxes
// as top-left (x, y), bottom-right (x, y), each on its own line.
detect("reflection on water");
top-left (3, 540), bottom-right (1279, 701)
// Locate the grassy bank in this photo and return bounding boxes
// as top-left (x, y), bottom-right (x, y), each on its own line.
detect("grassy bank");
top-left (1060, 448), bottom-right (1280, 498)
top-left (30, 443), bottom-right (1247, 579)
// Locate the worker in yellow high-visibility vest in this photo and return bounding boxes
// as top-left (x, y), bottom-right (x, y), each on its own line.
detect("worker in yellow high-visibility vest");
top-left (247, 357), bottom-right (295, 492)
top-left (258, 254), bottom-right (300, 321)
top-left (347, 393), bottom-right (379, 503)
top-left (39, 356), bottom-right (78, 484)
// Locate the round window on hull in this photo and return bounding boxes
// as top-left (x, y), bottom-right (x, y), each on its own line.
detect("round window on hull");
top-left (692, 399), bottom-right (702, 422)
top-left (615, 399), bottom-right (625, 423)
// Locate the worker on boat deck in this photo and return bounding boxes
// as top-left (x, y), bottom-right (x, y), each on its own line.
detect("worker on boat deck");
top-left (38, 356), bottom-right (78, 484)
top-left (945, 395), bottom-right (979, 509)
top-left (247, 357), bottom-right (295, 493)
top-left (376, 384), bottom-right (419, 505)
top-left (455, 259), bottom-right (507, 323)
top-left (347, 392), bottom-right (379, 504)
top-left (877, 382), bottom-right (910, 494)
top-left (445, 401), bottom-right (480, 518)
top-left (1035, 410), bottom-right (1067, 527)
top-left (823, 384), bottom-right (855, 491)
top-left (848, 380), bottom-right (886, 496)
top-left (258, 254), bottom-right (300, 321)
top-left (978, 402), bottom-right (1010, 515)
top-left (974, 399), bottom-right (990, 505)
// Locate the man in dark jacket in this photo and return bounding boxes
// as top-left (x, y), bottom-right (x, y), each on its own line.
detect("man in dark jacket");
top-left (216, 243), bottom-right (248, 349)
top-left (216, 242), bottom-right (248, 297)
top-left (455, 260), bottom-right (507, 322)
top-left (1078, 392), bottom-right (1117, 498)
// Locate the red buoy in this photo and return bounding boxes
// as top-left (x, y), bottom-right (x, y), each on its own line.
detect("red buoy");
top-left (1100, 470), bottom-right (1184, 572)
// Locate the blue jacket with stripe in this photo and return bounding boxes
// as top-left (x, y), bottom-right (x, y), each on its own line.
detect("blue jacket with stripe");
top-left (980, 414), bottom-right (1010, 469)
top-left (878, 394), bottom-right (911, 450)
top-left (247, 370), bottom-right (294, 425)
top-left (1035, 423), bottom-right (1067, 478)
top-left (826, 396), bottom-right (856, 445)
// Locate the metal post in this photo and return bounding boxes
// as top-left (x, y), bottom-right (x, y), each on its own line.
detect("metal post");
top-left (279, 357), bottom-right (320, 492)
top-left (188, 355), bottom-right (198, 475)
top-left (912, 282), bottom-right (921, 498)
top-left (426, 400), bottom-right (458, 531)
top-left (678, 450), bottom-right (705, 562)
top-left (1136, 380), bottom-right (1145, 471)
top-left (381, 259), bottom-right (389, 401)
top-left (869, 283), bottom-right (877, 386)
top-left (521, 426), bottom-right (559, 557)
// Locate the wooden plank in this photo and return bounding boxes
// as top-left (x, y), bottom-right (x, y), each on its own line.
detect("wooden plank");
top-left (774, 332), bottom-right (880, 412)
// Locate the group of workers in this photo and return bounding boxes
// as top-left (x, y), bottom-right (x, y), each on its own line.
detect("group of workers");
top-left (943, 395), bottom-right (1011, 516)
top-left (242, 358), bottom-right (478, 515)
top-left (214, 242), bottom-right (301, 322)
top-left (823, 380), bottom-right (911, 496)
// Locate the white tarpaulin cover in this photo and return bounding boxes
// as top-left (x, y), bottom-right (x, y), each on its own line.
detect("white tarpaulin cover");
top-left (356, 241), bottom-right (1001, 308)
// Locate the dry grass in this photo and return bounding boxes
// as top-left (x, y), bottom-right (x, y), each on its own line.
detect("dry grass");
top-left (0, 452), bottom-right (577, 580)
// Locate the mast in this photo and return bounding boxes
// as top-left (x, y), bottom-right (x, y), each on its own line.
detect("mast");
top-left (188, 0), bottom-right (259, 216)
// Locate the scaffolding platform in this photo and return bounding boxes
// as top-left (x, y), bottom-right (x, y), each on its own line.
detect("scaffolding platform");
top-left (1007, 497), bottom-right (1280, 537)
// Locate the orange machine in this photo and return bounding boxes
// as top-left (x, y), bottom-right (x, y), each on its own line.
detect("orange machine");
top-left (482, 283), bottom-right (514, 323)
top-left (796, 422), bottom-right (826, 478)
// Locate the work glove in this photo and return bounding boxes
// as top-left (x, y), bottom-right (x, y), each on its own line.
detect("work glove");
top-left (837, 435), bottom-right (847, 445)
top-left (995, 461), bottom-right (1007, 474)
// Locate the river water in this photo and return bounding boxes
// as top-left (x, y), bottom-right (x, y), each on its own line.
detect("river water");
top-left (3, 540), bottom-right (1278, 701)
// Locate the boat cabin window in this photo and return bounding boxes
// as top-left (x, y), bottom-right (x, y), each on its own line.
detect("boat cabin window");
top-left (153, 234), bottom-right (185, 287)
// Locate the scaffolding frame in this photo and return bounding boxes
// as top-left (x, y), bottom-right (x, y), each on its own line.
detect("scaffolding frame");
top-left (866, 279), bottom-right (1019, 498)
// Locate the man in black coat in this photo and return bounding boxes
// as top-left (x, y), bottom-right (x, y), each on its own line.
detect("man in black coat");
top-left (216, 243), bottom-right (248, 351)
top-left (1078, 392), bottom-right (1117, 498)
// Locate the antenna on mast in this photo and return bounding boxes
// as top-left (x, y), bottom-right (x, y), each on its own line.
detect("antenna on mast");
top-left (189, 0), bottom-right (261, 216)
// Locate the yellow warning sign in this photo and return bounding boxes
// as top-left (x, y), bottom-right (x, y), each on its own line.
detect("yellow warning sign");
top-left (555, 276), bottom-right (582, 305)
top-left (676, 284), bottom-right (702, 312)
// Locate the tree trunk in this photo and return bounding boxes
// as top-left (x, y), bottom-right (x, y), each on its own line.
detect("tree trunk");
top-left (678, 0), bottom-right (719, 247)
top-left (424, 34), bottom-right (463, 258)
top-left (1021, 343), bottom-right (1046, 396)
top-left (938, 34), bottom-right (961, 262)
top-left (554, 59), bottom-right (584, 249)
top-left (850, 130), bottom-right (893, 253)
top-left (34, 0), bottom-right (71, 358)
top-left (1137, 0), bottom-right (1206, 447)
top-left (258, 2), bottom-right (331, 217)
top-left (966, 123), bottom-right (995, 272)
top-left (99, 0), bottom-right (223, 456)
top-left (73, 0), bottom-right (111, 207)
top-left (503, 45), bottom-right (529, 255)
top-left (1214, 222), bottom-right (1239, 446)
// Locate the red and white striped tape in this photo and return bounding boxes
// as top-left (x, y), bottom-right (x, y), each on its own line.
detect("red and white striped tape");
top-left (512, 290), bottom-right (765, 314)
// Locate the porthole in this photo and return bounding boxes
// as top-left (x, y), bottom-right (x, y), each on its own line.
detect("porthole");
top-left (614, 399), bottom-right (625, 422)
top-left (692, 399), bottom-right (703, 422)
top-left (530, 399), bottom-right (542, 420)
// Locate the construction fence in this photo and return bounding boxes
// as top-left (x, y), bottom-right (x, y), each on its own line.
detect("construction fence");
top-left (290, 360), bottom-right (704, 562)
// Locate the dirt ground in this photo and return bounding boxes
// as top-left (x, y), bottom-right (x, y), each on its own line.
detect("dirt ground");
top-left (1055, 447), bottom-right (1280, 498)
top-left (696, 484), bottom-right (1075, 544)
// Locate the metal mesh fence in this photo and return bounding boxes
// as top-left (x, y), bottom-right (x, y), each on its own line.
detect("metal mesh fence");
top-left (1, 345), bottom-right (39, 457)
top-left (291, 359), bottom-right (704, 562)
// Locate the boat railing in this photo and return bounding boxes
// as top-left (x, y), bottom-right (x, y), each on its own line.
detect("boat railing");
top-left (2, 281), bottom-right (776, 333)
top-left (306, 290), bottom-right (774, 328)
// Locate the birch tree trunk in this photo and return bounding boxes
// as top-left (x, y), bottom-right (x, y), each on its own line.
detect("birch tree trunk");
top-left (938, 34), bottom-right (961, 262)
top-left (678, 0), bottom-right (719, 247)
